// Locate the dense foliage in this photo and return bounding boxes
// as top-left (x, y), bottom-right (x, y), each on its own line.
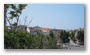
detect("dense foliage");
top-left (60, 30), bottom-right (70, 43)
top-left (70, 32), bottom-right (76, 42)
top-left (76, 30), bottom-right (84, 45)
top-left (4, 30), bottom-right (58, 49)
top-left (4, 29), bottom-right (84, 49)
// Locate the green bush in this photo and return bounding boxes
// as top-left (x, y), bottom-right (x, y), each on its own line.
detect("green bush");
top-left (4, 30), bottom-right (58, 49)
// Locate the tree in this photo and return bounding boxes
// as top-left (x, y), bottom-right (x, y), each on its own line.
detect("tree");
top-left (49, 31), bottom-right (54, 39)
top-left (4, 4), bottom-right (27, 30)
top-left (4, 30), bottom-right (33, 49)
top-left (60, 30), bottom-right (70, 43)
top-left (4, 4), bottom-right (28, 49)
top-left (76, 30), bottom-right (84, 45)
top-left (4, 4), bottom-right (10, 29)
top-left (70, 32), bottom-right (76, 42)
top-left (47, 31), bottom-right (57, 49)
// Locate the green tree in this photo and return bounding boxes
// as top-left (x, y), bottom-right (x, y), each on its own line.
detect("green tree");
top-left (4, 4), bottom-right (10, 29)
top-left (4, 4), bottom-right (28, 49)
top-left (4, 4), bottom-right (27, 30)
top-left (47, 31), bottom-right (57, 49)
top-left (60, 30), bottom-right (70, 43)
top-left (76, 30), bottom-right (84, 45)
top-left (70, 32), bottom-right (76, 42)
top-left (4, 30), bottom-right (33, 49)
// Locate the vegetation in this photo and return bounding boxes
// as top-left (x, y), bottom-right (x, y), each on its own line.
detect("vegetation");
top-left (76, 30), bottom-right (84, 45)
top-left (4, 4), bottom-right (84, 49)
top-left (4, 30), bottom-right (57, 49)
top-left (70, 32), bottom-right (76, 42)
top-left (60, 30), bottom-right (70, 43)
top-left (48, 31), bottom-right (57, 49)
top-left (4, 4), bottom-right (27, 30)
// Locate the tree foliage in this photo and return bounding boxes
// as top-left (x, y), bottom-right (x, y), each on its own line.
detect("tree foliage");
top-left (4, 30), bottom-right (58, 49)
top-left (47, 31), bottom-right (57, 49)
top-left (76, 30), bottom-right (84, 45)
top-left (4, 4), bottom-right (27, 29)
top-left (70, 32), bottom-right (76, 42)
top-left (60, 30), bottom-right (70, 43)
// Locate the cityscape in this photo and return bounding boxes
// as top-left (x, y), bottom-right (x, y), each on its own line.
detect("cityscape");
top-left (4, 4), bottom-right (84, 49)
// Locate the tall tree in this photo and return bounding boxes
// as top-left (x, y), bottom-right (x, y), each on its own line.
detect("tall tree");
top-left (4, 4), bottom-right (10, 28)
top-left (60, 30), bottom-right (70, 43)
top-left (4, 4), bottom-right (27, 30)
top-left (76, 30), bottom-right (84, 45)
top-left (48, 31), bottom-right (57, 49)
top-left (70, 32), bottom-right (76, 42)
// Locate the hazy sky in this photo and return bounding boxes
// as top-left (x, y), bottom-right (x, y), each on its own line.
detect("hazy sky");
top-left (19, 4), bottom-right (84, 30)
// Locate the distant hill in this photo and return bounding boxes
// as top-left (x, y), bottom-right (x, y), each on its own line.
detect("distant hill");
top-left (33, 26), bottom-right (41, 28)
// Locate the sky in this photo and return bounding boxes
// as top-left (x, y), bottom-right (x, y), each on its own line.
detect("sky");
top-left (19, 4), bottom-right (84, 30)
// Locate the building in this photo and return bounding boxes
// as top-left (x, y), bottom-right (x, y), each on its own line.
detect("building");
top-left (39, 28), bottom-right (51, 35)
top-left (17, 25), bottom-right (27, 31)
